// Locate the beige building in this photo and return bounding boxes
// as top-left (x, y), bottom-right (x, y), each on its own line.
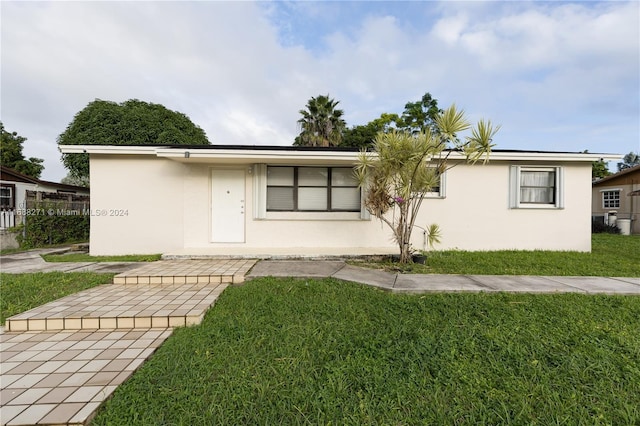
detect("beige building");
top-left (59, 145), bottom-right (618, 256)
top-left (592, 164), bottom-right (640, 235)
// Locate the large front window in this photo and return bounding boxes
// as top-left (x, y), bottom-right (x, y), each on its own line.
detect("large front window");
top-left (266, 166), bottom-right (360, 212)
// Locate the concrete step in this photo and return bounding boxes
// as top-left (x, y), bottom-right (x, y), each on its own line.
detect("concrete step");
top-left (113, 259), bottom-right (257, 285)
top-left (4, 259), bottom-right (258, 333)
top-left (5, 283), bottom-right (227, 332)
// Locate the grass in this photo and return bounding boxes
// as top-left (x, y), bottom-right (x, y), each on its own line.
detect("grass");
top-left (41, 253), bottom-right (162, 262)
top-left (0, 272), bottom-right (114, 324)
top-left (0, 247), bottom-right (26, 255)
top-left (352, 234), bottom-right (640, 276)
top-left (92, 277), bottom-right (640, 425)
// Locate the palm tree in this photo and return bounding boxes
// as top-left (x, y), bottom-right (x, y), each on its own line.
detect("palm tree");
top-left (296, 95), bottom-right (346, 147)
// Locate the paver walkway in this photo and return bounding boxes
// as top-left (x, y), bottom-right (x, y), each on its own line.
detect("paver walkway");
top-left (1, 329), bottom-right (171, 425)
top-left (0, 260), bottom-right (257, 426)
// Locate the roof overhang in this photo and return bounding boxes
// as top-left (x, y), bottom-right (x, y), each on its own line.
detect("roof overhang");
top-left (58, 145), bottom-right (622, 165)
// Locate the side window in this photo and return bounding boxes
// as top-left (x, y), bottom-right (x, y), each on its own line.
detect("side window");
top-left (0, 185), bottom-right (14, 209)
top-left (424, 172), bottom-right (446, 198)
top-left (602, 190), bottom-right (620, 209)
top-left (509, 166), bottom-right (563, 209)
top-left (520, 169), bottom-right (556, 204)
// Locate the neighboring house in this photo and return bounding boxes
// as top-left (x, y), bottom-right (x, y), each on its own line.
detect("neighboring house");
top-left (592, 164), bottom-right (640, 235)
top-left (59, 144), bottom-right (619, 256)
top-left (0, 165), bottom-right (90, 228)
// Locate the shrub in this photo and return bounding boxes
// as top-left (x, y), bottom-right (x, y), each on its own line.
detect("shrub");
top-left (592, 220), bottom-right (621, 234)
top-left (17, 204), bottom-right (89, 248)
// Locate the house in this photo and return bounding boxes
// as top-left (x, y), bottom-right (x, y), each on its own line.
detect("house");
top-left (0, 165), bottom-right (90, 229)
top-left (592, 164), bottom-right (640, 235)
top-left (58, 144), bottom-right (619, 256)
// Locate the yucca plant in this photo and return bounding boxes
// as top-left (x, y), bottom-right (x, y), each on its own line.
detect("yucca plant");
top-left (355, 104), bottom-right (499, 263)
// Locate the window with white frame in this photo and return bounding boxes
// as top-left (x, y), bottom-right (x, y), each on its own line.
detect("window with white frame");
top-left (266, 166), bottom-right (360, 212)
top-left (424, 171), bottom-right (446, 198)
top-left (509, 166), bottom-right (563, 208)
top-left (602, 190), bottom-right (620, 208)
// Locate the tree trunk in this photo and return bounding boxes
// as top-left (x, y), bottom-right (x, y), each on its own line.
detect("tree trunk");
top-left (399, 241), bottom-right (413, 263)
top-left (398, 208), bottom-right (413, 263)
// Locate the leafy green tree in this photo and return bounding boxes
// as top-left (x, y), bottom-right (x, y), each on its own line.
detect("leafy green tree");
top-left (342, 113), bottom-right (401, 148)
top-left (398, 92), bottom-right (443, 134)
top-left (0, 122), bottom-right (44, 179)
top-left (617, 151), bottom-right (640, 172)
top-left (61, 173), bottom-right (90, 188)
top-left (592, 159), bottom-right (611, 179)
top-left (295, 95), bottom-right (346, 147)
top-left (58, 99), bottom-right (209, 179)
top-left (355, 105), bottom-right (500, 263)
top-left (340, 92), bottom-right (442, 148)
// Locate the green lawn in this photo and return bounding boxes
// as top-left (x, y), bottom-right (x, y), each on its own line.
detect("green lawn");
top-left (0, 272), bottom-right (114, 324)
top-left (353, 234), bottom-right (640, 276)
top-left (92, 277), bottom-right (640, 425)
top-left (41, 253), bottom-right (162, 262)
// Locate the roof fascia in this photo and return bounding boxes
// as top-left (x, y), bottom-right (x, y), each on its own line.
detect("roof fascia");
top-left (58, 145), bottom-right (621, 164)
top-left (155, 147), bottom-right (361, 165)
top-left (486, 151), bottom-right (621, 163)
top-left (160, 149), bottom-right (620, 164)
top-left (58, 145), bottom-right (158, 155)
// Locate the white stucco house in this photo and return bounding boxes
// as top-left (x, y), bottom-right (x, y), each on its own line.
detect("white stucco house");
top-left (58, 144), bottom-right (618, 256)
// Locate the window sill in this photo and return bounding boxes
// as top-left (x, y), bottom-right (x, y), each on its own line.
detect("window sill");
top-left (512, 204), bottom-right (563, 210)
top-left (262, 211), bottom-right (365, 221)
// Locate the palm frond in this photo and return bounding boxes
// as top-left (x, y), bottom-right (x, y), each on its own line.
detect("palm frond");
top-left (435, 105), bottom-right (471, 141)
top-left (465, 119), bottom-right (500, 164)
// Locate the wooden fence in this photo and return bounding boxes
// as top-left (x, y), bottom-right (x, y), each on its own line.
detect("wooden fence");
top-left (25, 190), bottom-right (90, 212)
top-left (0, 191), bottom-right (91, 229)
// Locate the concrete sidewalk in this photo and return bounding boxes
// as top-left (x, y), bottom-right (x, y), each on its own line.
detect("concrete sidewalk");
top-left (247, 260), bottom-right (640, 294)
top-left (0, 248), bottom-right (141, 274)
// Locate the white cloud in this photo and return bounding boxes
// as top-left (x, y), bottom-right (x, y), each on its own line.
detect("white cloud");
top-left (1, 1), bottom-right (638, 181)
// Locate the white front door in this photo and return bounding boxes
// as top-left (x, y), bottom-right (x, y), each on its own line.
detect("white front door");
top-left (211, 169), bottom-right (245, 243)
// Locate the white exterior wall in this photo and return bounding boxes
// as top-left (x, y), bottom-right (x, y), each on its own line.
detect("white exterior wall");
top-left (88, 155), bottom-right (593, 255)
top-left (411, 162), bottom-right (591, 252)
top-left (89, 155), bottom-right (185, 255)
top-left (181, 163), bottom-right (396, 256)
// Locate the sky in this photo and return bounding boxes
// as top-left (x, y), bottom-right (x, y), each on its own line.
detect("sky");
top-left (1, 0), bottom-right (639, 182)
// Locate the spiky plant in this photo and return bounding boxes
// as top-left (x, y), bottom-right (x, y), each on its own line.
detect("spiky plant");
top-left (355, 105), bottom-right (499, 263)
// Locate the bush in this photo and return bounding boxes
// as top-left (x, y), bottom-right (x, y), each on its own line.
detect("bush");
top-left (17, 205), bottom-right (89, 248)
top-left (592, 220), bottom-right (621, 234)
